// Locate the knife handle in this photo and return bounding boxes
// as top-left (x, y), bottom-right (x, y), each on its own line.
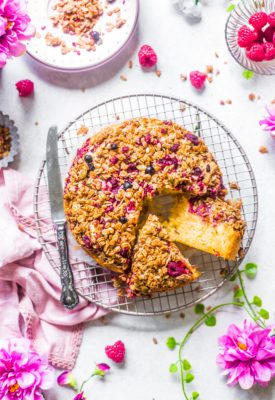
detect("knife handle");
top-left (55, 221), bottom-right (79, 310)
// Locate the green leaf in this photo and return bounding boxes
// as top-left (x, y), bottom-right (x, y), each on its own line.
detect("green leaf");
top-left (259, 309), bottom-right (269, 320)
top-left (245, 263), bottom-right (258, 278)
top-left (253, 296), bottom-right (262, 307)
top-left (183, 359), bottom-right (192, 371)
top-left (234, 288), bottom-right (244, 299)
top-left (242, 69), bottom-right (254, 80)
top-left (185, 372), bottom-right (194, 383)
top-left (229, 273), bottom-right (237, 282)
top-left (227, 4), bottom-right (236, 12)
top-left (194, 304), bottom-right (205, 314)
top-left (205, 314), bottom-right (216, 327)
top-left (166, 337), bottom-right (177, 350)
top-left (169, 363), bottom-right (178, 374)
top-left (192, 392), bottom-right (200, 400)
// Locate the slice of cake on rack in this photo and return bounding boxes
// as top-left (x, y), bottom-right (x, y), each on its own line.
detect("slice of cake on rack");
top-left (164, 196), bottom-right (246, 260)
top-left (126, 214), bottom-right (200, 296)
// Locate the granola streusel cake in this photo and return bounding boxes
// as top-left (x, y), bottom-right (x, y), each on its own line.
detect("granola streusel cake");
top-left (126, 214), bottom-right (200, 296)
top-left (164, 196), bottom-right (246, 260)
top-left (64, 118), bottom-right (226, 273)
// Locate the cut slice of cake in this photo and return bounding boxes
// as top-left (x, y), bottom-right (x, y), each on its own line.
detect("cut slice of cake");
top-left (126, 214), bottom-right (200, 296)
top-left (164, 196), bottom-right (246, 260)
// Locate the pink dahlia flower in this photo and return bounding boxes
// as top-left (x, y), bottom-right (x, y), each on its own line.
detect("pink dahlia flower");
top-left (0, 0), bottom-right (35, 68)
top-left (217, 321), bottom-right (275, 390)
top-left (73, 392), bottom-right (87, 400)
top-left (0, 338), bottom-right (55, 399)
top-left (57, 370), bottom-right (78, 390)
top-left (259, 104), bottom-right (275, 138)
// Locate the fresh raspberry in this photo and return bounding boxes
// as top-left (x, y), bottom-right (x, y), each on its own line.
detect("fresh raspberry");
top-left (249, 12), bottom-right (268, 30)
top-left (15, 79), bottom-right (34, 97)
top-left (263, 42), bottom-right (275, 60)
top-left (105, 340), bottom-right (125, 363)
top-left (267, 12), bottom-right (275, 27)
top-left (237, 25), bottom-right (258, 48)
top-left (256, 29), bottom-right (264, 43)
top-left (138, 45), bottom-right (157, 67)
top-left (189, 71), bottom-right (207, 90)
top-left (246, 43), bottom-right (265, 61)
top-left (263, 26), bottom-right (275, 42)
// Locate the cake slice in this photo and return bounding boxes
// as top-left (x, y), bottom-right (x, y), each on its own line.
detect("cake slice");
top-left (126, 214), bottom-right (200, 296)
top-left (164, 196), bottom-right (245, 260)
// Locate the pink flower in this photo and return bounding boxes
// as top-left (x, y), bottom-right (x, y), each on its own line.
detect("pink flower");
top-left (0, 0), bottom-right (35, 68)
top-left (0, 338), bottom-right (55, 399)
top-left (217, 321), bottom-right (275, 390)
top-left (96, 363), bottom-right (111, 373)
top-left (259, 105), bottom-right (275, 138)
top-left (73, 392), bottom-right (86, 400)
top-left (57, 370), bottom-right (78, 391)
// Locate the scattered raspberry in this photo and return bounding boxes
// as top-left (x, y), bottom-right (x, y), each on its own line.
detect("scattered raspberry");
top-left (249, 12), bottom-right (268, 30)
top-left (246, 43), bottom-right (265, 61)
top-left (263, 42), bottom-right (275, 60)
top-left (237, 25), bottom-right (258, 48)
top-left (138, 45), bottom-right (157, 67)
top-left (263, 26), bottom-right (275, 43)
top-left (105, 340), bottom-right (125, 363)
top-left (267, 12), bottom-right (275, 27)
top-left (15, 80), bottom-right (34, 97)
top-left (189, 71), bottom-right (207, 90)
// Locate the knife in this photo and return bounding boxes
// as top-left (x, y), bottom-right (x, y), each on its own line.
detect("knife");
top-left (46, 126), bottom-right (79, 310)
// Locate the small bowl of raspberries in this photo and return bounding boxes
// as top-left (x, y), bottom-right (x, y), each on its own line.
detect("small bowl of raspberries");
top-left (226, 0), bottom-right (275, 75)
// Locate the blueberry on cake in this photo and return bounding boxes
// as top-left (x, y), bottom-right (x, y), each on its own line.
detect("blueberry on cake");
top-left (64, 118), bottom-right (226, 274)
top-left (164, 196), bottom-right (246, 260)
top-left (125, 214), bottom-right (200, 296)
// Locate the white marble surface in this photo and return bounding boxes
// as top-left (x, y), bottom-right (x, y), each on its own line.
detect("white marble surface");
top-left (1, 0), bottom-right (275, 399)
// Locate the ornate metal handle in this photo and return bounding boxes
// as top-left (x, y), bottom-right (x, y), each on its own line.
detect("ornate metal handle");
top-left (56, 221), bottom-right (79, 310)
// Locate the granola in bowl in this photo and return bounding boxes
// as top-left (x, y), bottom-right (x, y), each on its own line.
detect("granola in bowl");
top-left (64, 117), bottom-right (227, 275)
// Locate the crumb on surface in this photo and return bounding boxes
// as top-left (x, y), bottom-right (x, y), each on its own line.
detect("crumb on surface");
top-left (259, 145), bottom-right (268, 154)
top-left (155, 69), bottom-right (161, 77)
top-left (179, 312), bottom-right (185, 319)
top-left (225, 99), bottom-right (232, 105)
top-left (153, 337), bottom-right (158, 345)
top-left (128, 60), bottom-right (133, 69)
top-left (180, 73), bottom-right (187, 81)
top-left (249, 93), bottom-right (256, 101)
top-left (215, 52), bottom-right (219, 58)
top-left (207, 76), bottom-right (213, 83)
top-left (229, 181), bottom-right (240, 190)
top-left (179, 102), bottom-right (186, 112)
top-left (220, 100), bottom-right (225, 106)
top-left (34, 121), bottom-right (39, 126)
top-left (165, 313), bottom-right (171, 319)
top-left (206, 65), bottom-right (213, 74)
top-left (120, 75), bottom-right (127, 81)
top-left (77, 125), bottom-right (89, 136)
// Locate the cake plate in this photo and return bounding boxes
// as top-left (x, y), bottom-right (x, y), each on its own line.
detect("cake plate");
top-left (34, 94), bottom-right (258, 316)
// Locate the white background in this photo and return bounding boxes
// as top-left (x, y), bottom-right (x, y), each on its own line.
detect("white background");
top-left (0, 0), bottom-right (275, 399)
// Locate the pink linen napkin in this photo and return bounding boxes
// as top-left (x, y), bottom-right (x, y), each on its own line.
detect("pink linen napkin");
top-left (0, 169), bottom-right (107, 370)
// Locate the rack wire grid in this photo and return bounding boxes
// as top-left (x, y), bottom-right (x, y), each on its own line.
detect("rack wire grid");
top-left (34, 94), bottom-right (258, 316)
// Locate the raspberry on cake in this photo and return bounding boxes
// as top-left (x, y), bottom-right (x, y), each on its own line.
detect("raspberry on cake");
top-left (64, 118), bottom-right (226, 273)
top-left (164, 196), bottom-right (246, 260)
top-left (125, 214), bottom-right (200, 296)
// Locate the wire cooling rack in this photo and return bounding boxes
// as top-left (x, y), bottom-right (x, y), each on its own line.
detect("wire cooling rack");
top-left (34, 94), bottom-right (258, 316)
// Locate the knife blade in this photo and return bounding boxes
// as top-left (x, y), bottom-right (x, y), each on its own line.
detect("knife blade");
top-left (46, 126), bottom-right (79, 310)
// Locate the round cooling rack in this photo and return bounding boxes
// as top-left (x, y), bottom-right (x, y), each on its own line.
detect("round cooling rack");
top-left (225, 0), bottom-right (275, 75)
top-left (34, 94), bottom-right (258, 316)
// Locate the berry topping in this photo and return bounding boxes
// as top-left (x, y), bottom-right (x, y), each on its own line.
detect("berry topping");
top-left (82, 235), bottom-right (92, 249)
top-left (145, 134), bottom-right (152, 144)
top-left (246, 43), bottom-right (265, 61)
top-left (138, 44), bottom-right (157, 67)
top-left (88, 163), bottom-right (95, 171)
top-left (110, 143), bottom-right (118, 150)
top-left (119, 216), bottom-right (128, 224)
top-left (110, 155), bottom-right (118, 164)
top-left (189, 71), bottom-right (207, 90)
top-left (15, 79), bottom-right (34, 97)
top-left (106, 205), bottom-right (114, 213)
top-left (237, 25), bottom-right (258, 48)
top-left (249, 12), bottom-right (268, 30)
top-left (263, 42), bottom-right (275, 60)
top-left (206, 164), bottom-right (211, 173)
top-left (193, 167), bottom-right (202, 176)
top-left (127, 163), bottom-right (138, 173)
top-left (264, 26), bottom-right (275, 42)
top-left (123, 181), bottom-right (133, 190)
top-left (268, 12), bottom-right (275, 28)
top-left (84, 154), bottom-right (93, 163)
top-left (122, 146), bottom-right (129, 153)
top-left (185, 133), bottom-right (199, 146)
top-left (120, 248), bottom-right (129, 258)
top-left (145, 165), bottom-right (155, 175)
top-left (171, 143), bottom-right (180, 153)
top-left (167, 261), bottom-right (190, 277)
top-left (91, 30), bottom-right (100, 42)
top-left (105, 340), bottom-right (126, 363)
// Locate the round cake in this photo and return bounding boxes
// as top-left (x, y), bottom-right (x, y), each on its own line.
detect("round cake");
top-left (64, 118), bottom-right (226, 273)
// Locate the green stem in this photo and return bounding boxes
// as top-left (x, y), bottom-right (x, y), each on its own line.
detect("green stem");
top-left (178, 302), bottom-right (243, 399)
top-left (79, 373), bottom-right (96, 392)
top-left (195, 0), bottom-right (200, 5)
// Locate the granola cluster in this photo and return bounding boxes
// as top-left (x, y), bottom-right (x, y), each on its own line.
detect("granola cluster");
top-left (123, 214), bottom-right (200, 296)
top-left (64, 117), bottom-right (226, 273)
top-left (0, 126), bottom-right (11, 159)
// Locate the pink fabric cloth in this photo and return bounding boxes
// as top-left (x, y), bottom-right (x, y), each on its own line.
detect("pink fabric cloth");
top-left (0, 169), bottom-right (107, 370)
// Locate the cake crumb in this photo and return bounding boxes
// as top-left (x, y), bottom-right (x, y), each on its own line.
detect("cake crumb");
top-left (115, 115), bottom-right (120, 120)
top-left (220, 100), bottom-right (225, 106)
top-left (215, 52), bottom-right (219, 58)
top-left (225, 99), bottom-right (232, 105)
top-left (229, 181), bottom-right (240, 190)
top-left (120, 75), bottom-right (127, 81)
top-left (45, 32), bottom-right (62, 47)
top-left (272, 99), bottom-right (275, 104)
top-left (180, 73), bottom-right (187, 81)
top-left (155, 69), bottom-right (161, 77)
top-left (34, 121), bottom-right (39, 126)
top-left (206, 65), bottom-right (213, 74)
top-left (215, 69), bottom-right (220, 76)
top-left (259, 145), bottom-right (268, 154)
top-left (128, 60), bottom-right (133, 69)
top-left (249, 93), bottom-right (256, 101)
top-left (152, 337), bottom-right (158, 345)
top-left (77, 125), bottom-right (89, 136)
top-left (165, 313), bottom-right (171, 319)
top-left (179, 102), bottom-right (186, 112)
top-left (207, 76), bottom-right (213, 83)
top-left (179, 312), bottom-right (185, 319)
